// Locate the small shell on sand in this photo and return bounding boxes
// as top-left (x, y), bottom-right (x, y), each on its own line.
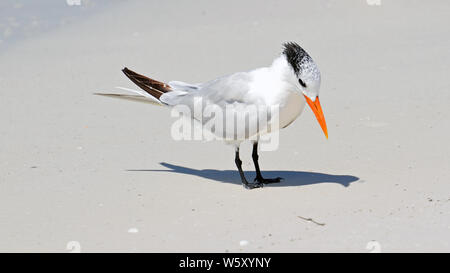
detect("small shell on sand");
top-left (128, 228), bottom-right (139, 233)
top-left (239, 240), bottom-right (249, 246)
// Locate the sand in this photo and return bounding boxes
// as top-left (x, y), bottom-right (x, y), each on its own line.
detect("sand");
top-left (0, 0), bottom-right (449, 252)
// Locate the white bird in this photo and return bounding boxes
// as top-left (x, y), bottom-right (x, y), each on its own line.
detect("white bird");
top-left (97, 42), bottom-right (328, 189)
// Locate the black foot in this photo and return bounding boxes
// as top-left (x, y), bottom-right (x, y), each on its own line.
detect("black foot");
top-left (254, 176), bottom-right (283, 184)
top-left (243, 182), bottom-right (264, 189)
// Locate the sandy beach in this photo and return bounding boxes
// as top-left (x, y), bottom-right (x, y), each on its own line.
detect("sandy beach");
top-left (0, 0), bottom-right (449, 252)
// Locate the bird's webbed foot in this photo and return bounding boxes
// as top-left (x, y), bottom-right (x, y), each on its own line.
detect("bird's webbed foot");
top-left (254, 176), bottom-right (283, 184)
top-left (243, 181), bottom-right (264, 189)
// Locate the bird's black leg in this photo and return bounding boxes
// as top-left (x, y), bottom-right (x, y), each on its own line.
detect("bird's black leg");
top-left (235, 148), bottom-right (263, 189)
top-left (252, 142), bottom-right (283, 184)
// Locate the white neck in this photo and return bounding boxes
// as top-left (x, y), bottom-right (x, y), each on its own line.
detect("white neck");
top-left (247, 55), bottom-right (300, 105)
top-left (270, 55), bottom-right (299, 91)
top-left (269, 55), bottom-right (306, 128)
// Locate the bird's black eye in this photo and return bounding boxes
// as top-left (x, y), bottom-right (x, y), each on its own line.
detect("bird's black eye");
top-left (298, 78), bottom-right (307, 88)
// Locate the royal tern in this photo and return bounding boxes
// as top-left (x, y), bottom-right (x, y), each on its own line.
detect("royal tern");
top-left (97, 42), bottom-right (327, 189)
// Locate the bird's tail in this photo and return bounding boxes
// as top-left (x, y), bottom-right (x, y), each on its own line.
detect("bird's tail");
top-left (121, 67), bottom-right (172, 102)
top-left (94, 67), bottom-right (177, 106)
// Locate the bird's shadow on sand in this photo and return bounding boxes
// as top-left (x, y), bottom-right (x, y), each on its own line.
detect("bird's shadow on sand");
top-left (128, 162), bottom-right (360, 188)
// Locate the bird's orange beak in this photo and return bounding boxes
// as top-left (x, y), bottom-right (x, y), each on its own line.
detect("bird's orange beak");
top-left (304, 95), bottom-right (328, 139)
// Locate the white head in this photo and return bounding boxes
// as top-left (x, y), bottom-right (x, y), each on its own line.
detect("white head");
top-left (282, 42), bottom-right (327, 138)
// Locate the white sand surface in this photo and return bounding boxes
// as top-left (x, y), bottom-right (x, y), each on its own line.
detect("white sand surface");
top-left (0, 0), bottom-right (449, 252)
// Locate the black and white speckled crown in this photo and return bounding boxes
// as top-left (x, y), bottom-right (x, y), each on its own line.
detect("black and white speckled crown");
top-left (283, 42), bottom-right (320, 83)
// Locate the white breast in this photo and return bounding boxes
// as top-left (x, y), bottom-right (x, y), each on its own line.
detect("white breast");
top-left (246, 56), bottom-right (307, 133)
top-left (278, 91), bottom-right (306, 129)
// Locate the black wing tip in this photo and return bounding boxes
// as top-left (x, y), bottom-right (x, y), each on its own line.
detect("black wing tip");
top-left (122, 67), bottom-right (137, 80)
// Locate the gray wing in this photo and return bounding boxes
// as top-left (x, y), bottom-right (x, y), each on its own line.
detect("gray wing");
top-left (161, 72), bottom-right (273, 142)
top-left (168, 81), bottom-right (201, 92)
top-left (161, 72), bottom-right (255, 106)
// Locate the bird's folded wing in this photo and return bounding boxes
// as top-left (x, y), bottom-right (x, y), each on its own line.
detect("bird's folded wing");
top-left (168, 81), bottom-right (200, 92)
top-left (160, 73), bottom-right (253, 107)
top-left (196, 72), bottom-right (254, 105)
